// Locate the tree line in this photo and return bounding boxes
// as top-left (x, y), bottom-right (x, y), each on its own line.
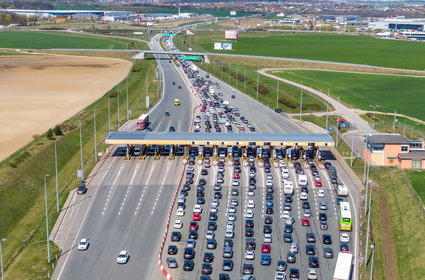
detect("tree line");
top-left (0, 12), bottom-right (39, 26)
top-left (0, 1), bottom-right (54, 10)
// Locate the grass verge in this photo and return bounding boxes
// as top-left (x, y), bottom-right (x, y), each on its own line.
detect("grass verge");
top-left (0, 56), bottom-right (160, 279)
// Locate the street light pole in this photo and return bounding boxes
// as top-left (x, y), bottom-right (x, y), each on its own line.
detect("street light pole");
top-left (392, 110), bottom-right (397, 131)
top-left (0, 238), bottom-right (7, 280)
top-left (43, 174), bottom-right (51, 263)
top-left (325, 88), bottom-right (330, 131)
top-left (370, 244), bottom-right (375, 280)
top-left (117, 91), bottom-right (120, 129)
top-left (126, 76), bottom-right (129, 120)
top-left (94, 106), bottom-right (97, 163)
top-left (350, 131), bottom-right (355, 167)
top-left (276, 79), bottom-right (279, 109)
top-left (256, 69), bottom-right (259, 101)
top-left (79, 119), bottom-right (84, 182)
top-left (369, 104), bottom-right (380, 129)
top-left (299, 82), bottom-right (303, 123)
top-left (336, 96), bottom-right (340, 147)
top-left (54, 140), bottom-right (59, 213)
top-left (107, 95), bottom-right (111, 133)
top-left (213, 57), bottom-right (216, 76)
top-left (365, 179), bottom-right (373, 267)
top-left (244, 67), bottom-right (246, 93)
top-left (228, 64), bottom-right (231, 83)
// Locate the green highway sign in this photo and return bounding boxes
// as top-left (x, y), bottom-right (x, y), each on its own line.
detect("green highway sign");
top-left (163, 34), bottom-right (174, 37)
top-left (181, 56), bottom-right (201, 61)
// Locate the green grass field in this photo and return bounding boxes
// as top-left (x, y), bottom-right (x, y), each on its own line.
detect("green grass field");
top-left (0, 31), bottom-right (134, 49)
top-left (176, 32), bottom-right (425, 70)
top-left (274, 70), bottom-right (425, 121)
top-left (409, 171), bottom-right (425, 204)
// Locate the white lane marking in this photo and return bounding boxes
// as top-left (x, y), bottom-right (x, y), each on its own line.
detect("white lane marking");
top-left (151, 161), bottom-right (173, 214)
top-left (102, 161), bottom-right (125, 215)
top-left (57, 157), bottom-right (118, 280)
top-left (118, 163), bottom-right (142, 215)
top-left (134, 160), bottom-right (159, 215)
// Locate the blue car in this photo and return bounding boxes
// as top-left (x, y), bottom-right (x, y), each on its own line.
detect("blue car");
top-left (261, 254), bottom-right (271, 266)
top-left (265, 200), bottom-right (273, 207)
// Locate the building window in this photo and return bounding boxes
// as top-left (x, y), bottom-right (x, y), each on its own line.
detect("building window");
top-left (412, 160), bottom-right (422, 169)
top-left (410, 140), bottom-right (423, 150)
top-left (401, 145), bottom-right (409, 152)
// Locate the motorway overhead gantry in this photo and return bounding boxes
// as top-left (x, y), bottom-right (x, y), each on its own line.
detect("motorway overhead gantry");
top-left (105, 132), bottom-right (334, 147)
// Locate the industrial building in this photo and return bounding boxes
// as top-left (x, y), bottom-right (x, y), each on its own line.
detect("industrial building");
top-left (368, 18), bottom-right (425, 31)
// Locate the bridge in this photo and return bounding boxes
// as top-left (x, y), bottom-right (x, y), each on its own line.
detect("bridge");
top-left (131, 50), bottom-right (210, 62)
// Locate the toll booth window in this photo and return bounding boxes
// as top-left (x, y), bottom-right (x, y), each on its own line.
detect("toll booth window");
top-left (263, 142), bottom-right (271, 146)
top-left (249, 142), bottom-right (256, 146)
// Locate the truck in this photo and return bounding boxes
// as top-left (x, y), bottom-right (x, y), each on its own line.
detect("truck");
top-left (298, 174), bottom-right (308, 186)
top-left (190, 64), bottom-right (198, 72)
top-left (136, 114), bottom-right (149, 130)
top-left (337, 182), bottom-right (349, 197)
top-left (283, 181), bottom-right (294, 195)
top-left (333, 252), bottom-right (353, 280)
top-left (174, 99), bottom-right (180, 106)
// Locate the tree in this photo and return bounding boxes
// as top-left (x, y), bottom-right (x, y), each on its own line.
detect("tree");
top-left (46, 128), bottom-right (54, 140)
top-left (54, 125), bottom-right (63, 136)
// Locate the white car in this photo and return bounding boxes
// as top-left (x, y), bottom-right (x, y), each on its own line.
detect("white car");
top-left (78, 238), bottom-right (89, 251)
top-left (247, 190), bottom-right (255, 196)
top-left (275, 271), bottom-right (286, 279)
top-left (227, 221), bottom-right (235, 228)
top-left (232, 178), bottom-right (240, 186)
top-left (245, 249), bottom-right (255, 260)
top-left (173, 220), bottom-right (183, 229)
top-left (307, 268), bottom-right (318, 279)
top-left (340, 233), bottom-right (350, 242)
top-left (116, 250), bottom-right (129, 264)
top-left (286, 217), bottom-right (295, 225)
top-left (282, 210), bottom-right (290, 219)
top-left (266, 174), bottom-right (273, 180)
top-left (210, 205), bottom-right (218, 213)
top-left (317, 189), bottom-right (325, 198)
top-left (228, 206), bottom-right (236, 213)
top-left (211, 199), bottom-right (219, 207)
top-left (176, 208), bottom-right (185, 217)
top-left (266, 180), bottom-right (273, 187)
top-left (206, 230), bottom-right (215, 239)
top-left (264, 233), bottom-right (272, 243)
top-left (300, 192), bottom-right (308, 200)
top-left (247, 200), bottom-right (255, 208)
top-left (193, 204), bottom-right (202, 213)
top-left (245, 209), bottom-right (254, 218)
top-left (228, 213), bottom-right (236, 221)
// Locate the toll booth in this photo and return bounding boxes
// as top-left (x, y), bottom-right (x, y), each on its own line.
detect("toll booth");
top-left (227, 146), bottom-right (233, 160)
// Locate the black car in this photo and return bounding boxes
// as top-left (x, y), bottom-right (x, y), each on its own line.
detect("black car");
top-left (224, 239), bottom-right (233, 248)
top-left (183, 184), bottom-right (191, 191)
top-left (284, 202), bottom-right (292, 211)
top-left (324, 162), bottom-right (332, 169)
top-left (302, 201), bottom-right (310, 209)
top-left (222, 259), bottom-right (233, 271)
top-left (245, 228), bottom-right (254, 237)
top-left (323, 234), bottom-right (332, 244)
top-left (284, 224), bottom-right (293, 233)
top-left (219, 273), bottom-right (230, 280)
top-left (245, 219), bottom-right (254, 229)
top-left (285, 195), bottom-right (293, 202)
top-left (306, 232), bottom-right (316, 243)
top-left (214, 192), bottom-right (222, 199)
top-left (276, 260), bottom-right (287, 272)
top-left (183, 260), bottom-right (194, 271)
top-left (309, 256), bottom-right (319, 268)
top-left (167, 245), bottom-right (178, 255)
top-left (77, 183), bottom-right (87, 195)
top-left (340, 242), bottom-right (349, 252)
top-left (199, 178), bottom-right (207, 185)
top-left (207, 222), bottom-right (217, 231)
top-left (263, 225), bottom-right (272, 234)
top-left (283, 233), bottom-right (293, 243)
top-left (306, 245), bottom-right (316, 255)
top-left (324, 247), bottom-right (334, 258)
top-left (209, 212), bottom-right (217, 221)
top-left (264, 216), bottom-right (273, 224)
top-left (206, 239), bottom-right (217, 249)
top-left (289, 268), bottom-right (299, 278)
top-left (201, 263), bottom-right (212, 275)
top-left (201, 169), bottom-right (208, 175)
top-left (319, 212), bottom-right (327, 221)
top-left (197, 196), bottom-right (205, 204)
top-left (242, 263), bottom-right (254, 275)
top-left (171, 232), bottom-right (181, 242)
top-left (169, 126), bottom-right (175, 132)
top-left (184, 247), bottom-right (195, 259)
top-left (165, 112), bottom-right (170, 116)
top-left (266, 207), bottom-right (274, 214)
top-left (231, 188), bottom-right (239, 196)
top-left (188, 230), bottom-right (198, 239)
top-left (204, 252), bottom-right (214, 263)
top-left (287, 252), bottom-right (296, 263)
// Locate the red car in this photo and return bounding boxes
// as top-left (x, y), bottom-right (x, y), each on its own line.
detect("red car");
top-left (261, 243), bottom-right (271, 254)
top-left (200, 108), bottom-right (205, 112)
top-left (189, 222), bottom-right (199, 231)
top-left (315, 180), bottom-right (322, 187)
top-left (233, 173), bottom-right (240, 179)
top-left (302, 218), bottom-right (310, 226)
top-left (192, 213), bottom-right (201, 221)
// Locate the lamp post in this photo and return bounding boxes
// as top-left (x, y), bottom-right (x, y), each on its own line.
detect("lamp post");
top-left (350, 131), bottom-right (355, 167)
top-left (79, 119), bottom-right (84, 182)
top-left (299, 82), bottom-right (303, 123)
top-left (325, 88), bottom-right (330, 131)
top-left (256, 70), bottom-right (259, 101)
top-left (244, 67), bottom-right (246, 93)
top-left (369, 244), bottom-right (375, 280)
top-left (54, 140), bottom-right (59, 213)
top-left (336, 96), bottom-right (340, 147)
top-left (43, 174), bottom-right (51, 263)
top-left (410, 123), bottom-right (419, 139)
top-left (107, 95), bottom-right (111, 133)
top-left (0, 238), bottom-right (6, 280)
top-left (365, 179), bottom-right (373, 267)
top-left (94, 106), bottom-right (97, 163)
top-left (369, 104), bottom-right (380, 129)
top-left (276, 79), bottom-right (279, 109)
top-left (392, 110), bottom-right (397, 131)
top-left (126, 76), bottom-right (129, 120)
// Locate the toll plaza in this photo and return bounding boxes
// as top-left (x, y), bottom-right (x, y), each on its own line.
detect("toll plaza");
top-left (105, 131), bottom-right (334, 164)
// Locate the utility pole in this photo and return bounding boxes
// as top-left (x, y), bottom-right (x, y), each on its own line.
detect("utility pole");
top-left (365, 178), bottom-right (373, 267)
top-left (256, 69), bottom-right (259, 101)
top-left (244, 67), bottom-right (246, 93)
top-left (364, 164), bottom-right (370, 215)
top-left (336, 96), bottom-right (340, 147)
top-left (276, 79), bottom-right (280, 109)
top-left (325, 88), bottom-right (330, 131)
top-left (54, 140), bottom-right (59, 213)
top-left (126, 76), bottom-right (129, 120)
top-left (79, 119), bottom-right (84, 181)
top-left (369, 104), bottom-right (380, 129)
top-left (228, 64), bottom-right (231, 84)
top-left (0, 239), bottom-right (6, 280)
top-left (350, 131), bottom-right (355, 167)
top-left (370, 244), bottom-right (376, 280)
top-left (299, 82), bottom-right (303, 123)
top-left (213, 57), bottom-right (216, 76)
top-left (94, 106), bottom-right (97, 163)
top-left (43, 174), bottom-right (51, 263)
top-left (117, 91), bottom-right (120, 129)
top-left (145, 72), bottom-right (150, 108)
top-left (392, 110), bottom-right (397, 131)
top-left (107, 95), bottom-right (111, 133)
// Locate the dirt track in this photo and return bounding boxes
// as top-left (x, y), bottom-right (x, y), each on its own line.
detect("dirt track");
top-left (0, 55), bottom-right (132, 161)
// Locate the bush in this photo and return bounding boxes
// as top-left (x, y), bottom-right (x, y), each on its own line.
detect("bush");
top-left (279, 97), bottom-right (297, 109)
top-left (235, 73), bottom-right (246, 82)
top-left (46, 128), bottom-right (54, 140)
top-left (303, 103), bottom-right (323, 111)
top-left (54, 125), bottom-right (63, 136)
top-left (108, 91), bottom-right (118, 98)
top-left (257, 84), bottom-right (269, 95)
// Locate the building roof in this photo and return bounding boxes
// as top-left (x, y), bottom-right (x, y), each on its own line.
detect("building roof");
top-left (365, 134), bottom-right (410, 145)
top-left (105, 131), bottom-right (334, 146)
top-left (398, 151), bottom-right (425, 160)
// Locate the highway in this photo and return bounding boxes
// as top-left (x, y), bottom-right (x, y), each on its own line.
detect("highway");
top-left (52, 32), bottom-right (360, 280)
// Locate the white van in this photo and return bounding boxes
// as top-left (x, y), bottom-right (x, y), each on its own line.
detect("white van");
top-left (284, 181), bottom-right (294, 195)
top-left (281, 168), bottom-right (289, 179)
top-left (298, 174), bottom-right (308, 186)
top-left (337, 182), bottom-right (349, 197)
